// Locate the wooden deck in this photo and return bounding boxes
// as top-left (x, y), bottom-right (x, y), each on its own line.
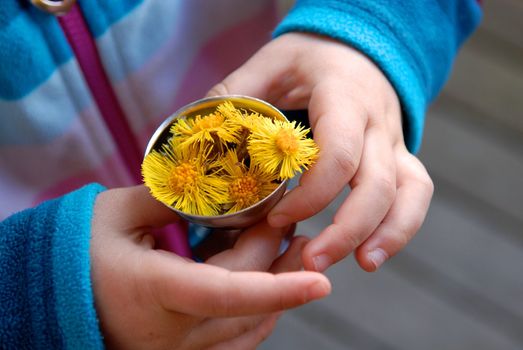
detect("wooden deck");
top-left (261, 1), bottom-right (523, 349)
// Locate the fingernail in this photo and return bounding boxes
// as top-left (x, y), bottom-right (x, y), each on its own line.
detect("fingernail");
top-left (368, 248), bottom-right (388, 270)
top-left (269, 214), bottom-right (290, 228)
top-left (312, 254), bottom-right (332, 272)
top-left (306, 280), bottom-right (330, 300)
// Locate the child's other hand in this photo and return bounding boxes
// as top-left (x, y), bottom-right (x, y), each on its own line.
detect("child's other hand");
top-left (208, 33), bottom-right (434, 273)
top-left (90, 186), bottom-right (330, 349)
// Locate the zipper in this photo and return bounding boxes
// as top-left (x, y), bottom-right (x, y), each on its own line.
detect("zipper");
top-left (57, 3), bottom-right (142, 183)
top-left (54, 3), bottom-right (192, 257)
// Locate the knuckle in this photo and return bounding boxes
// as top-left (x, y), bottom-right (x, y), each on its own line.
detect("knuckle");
top-left (213, 273), bottom-right (234, 316)
top-left (331, 147), bottom-right (358, 176)
top-left (413, 171), bottom-right (434, 197)
top-left (383, 229), bottom-right (410, 258)
top-left (421, 174), bottom-right (435, 196)
top-left (394, 225), bottom-right (412, 249)
top-left (238, 317), bottom-right (261, 336)
top-left (372, 174), bottom-right (397, 201)
top-left (403, 207), bottom-right (427, 240)
top-left (401, 217), bottom-right (424, 243)
top-left (343, 232), bottom-right (361, 252)
top-left (410, 216), bottom-right (425, 235)
top-left (382, 221), bottom-right (418, 257)
top-left (301, 194), bottom-right (325, 216)
top-left (405, 154), bottom-right (434, 196)
top-left (296, 180), bottom-right (327, 215)
top-left (276, 278), bottom-right (290, 310)
top-left (335, 225), bottom-right (362, 255)
top-left (221, 294), bottom-right (233, 317)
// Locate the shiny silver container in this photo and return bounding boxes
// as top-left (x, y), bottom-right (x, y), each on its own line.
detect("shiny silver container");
top-left (144, 95), bottom-right (289, 229)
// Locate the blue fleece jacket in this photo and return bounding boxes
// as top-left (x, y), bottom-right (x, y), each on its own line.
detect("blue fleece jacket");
top-left (0, 184), bottom-right (105, 349)
top-left (274, 0), bottom-right (482, 153)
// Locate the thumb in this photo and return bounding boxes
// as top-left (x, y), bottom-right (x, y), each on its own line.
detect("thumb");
top-left (96, 185), bottom-right (180, 230)
top-left (206, 44), bottom-right (290, 104)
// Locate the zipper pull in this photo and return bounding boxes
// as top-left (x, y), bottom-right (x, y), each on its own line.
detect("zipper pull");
top-left (30, 0), bottom-right (76, 16)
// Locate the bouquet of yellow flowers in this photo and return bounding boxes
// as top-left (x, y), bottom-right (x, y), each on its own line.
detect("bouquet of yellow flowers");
top-left (142, 100), bottom-right (319, 217)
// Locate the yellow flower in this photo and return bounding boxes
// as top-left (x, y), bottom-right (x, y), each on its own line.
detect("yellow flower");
top-left (248, 118), bottom-right (319, 179)
top-left (219, 149), bottom-right (279, 214)
top-left (231, 110), bottom-right (267, 131)
top-left (142, 100), bottom-right (320, 217)
top-left (141, 140), bottom-right (229, 216)
top-left (216, 101), bottom-right (245, 120)
top-left (170, 101), bottom-right (243, 150)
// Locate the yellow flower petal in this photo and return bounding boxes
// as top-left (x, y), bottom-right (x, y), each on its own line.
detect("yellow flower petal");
top-left (142, 139), bottom-right (229, 216)
top-left (247, 118), bottom-right (319, 180)
top-left (170, 103), bottom-right (243, 150)
top-left (142, 100), bottom-right (319, 217)
top-left (218, 149), bottom-right (279, 213)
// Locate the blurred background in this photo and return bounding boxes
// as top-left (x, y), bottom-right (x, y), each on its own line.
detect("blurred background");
top-left (262, 1), bottom-right (523, 349)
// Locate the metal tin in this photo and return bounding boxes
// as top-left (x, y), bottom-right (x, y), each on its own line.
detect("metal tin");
top-left (144, 95), bottom-right (289, 229)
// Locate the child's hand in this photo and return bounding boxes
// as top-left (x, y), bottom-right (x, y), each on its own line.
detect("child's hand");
top-left (90, 186), bottom-right (330, 349)
top-left (208, 33), bottom-right (434, 272)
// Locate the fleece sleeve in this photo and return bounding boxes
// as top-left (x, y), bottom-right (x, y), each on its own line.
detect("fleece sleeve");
top-left (274, 0), bottom-right (482, 153)
top-left (0, 184), bottom-right (106, 349)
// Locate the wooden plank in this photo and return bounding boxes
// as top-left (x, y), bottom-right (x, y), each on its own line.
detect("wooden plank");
top-left (284, 247), bottom-right (521, 350)
top-left (443, 41), bottom-right (523, 135)
top-left (414, 179), bottom-right (523, 314)
top-left (394, 193), bottom-right (523, 339)
top-left (481, 0), bottom-right (523, 49)
top-left (326, 266), bottom-right (521, 350)
top-left (260, 312), bottom-right (352, 350)
top-left (276, 188), bottom-right (522, 349)
top-left (420, 100), bottom-right (523, 222)
top-left (444, 0), bottom-right (523, 134)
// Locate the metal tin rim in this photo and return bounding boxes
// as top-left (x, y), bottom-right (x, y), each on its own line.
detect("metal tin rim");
top-left (145, 95), bottom-right (289, 155)
top-left (144, 95), bottom-right (289, 222)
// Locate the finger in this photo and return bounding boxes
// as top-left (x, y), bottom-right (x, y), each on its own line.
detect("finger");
top-left (269, 236), bottom-right (309, 273)
top-left (268, 81), bottom-right (366, 228)
top-left (146, 252), bottom-right (331, 317)
top-left (96, 185), bottom-right (180, 230)
top-left (302, 126), bottom-right (397, 271)
top-left (355, 149), bottom-right (434, 271)
top-left (206, 313), bottom-right (280, 350)
top-left (206, 221), bottom-right (292, 271)
top-left (181, 314), bottom-right (269, 349)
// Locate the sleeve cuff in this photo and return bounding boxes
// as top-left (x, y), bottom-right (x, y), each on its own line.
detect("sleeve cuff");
top-left (273, 0), bottom-right (483, 153)
top-left (0, 183), bottom-right (107, 348)
top-left (50, 183), bottom-right (106, 349)
top-left (274, 3), bottom-right (425, 152)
